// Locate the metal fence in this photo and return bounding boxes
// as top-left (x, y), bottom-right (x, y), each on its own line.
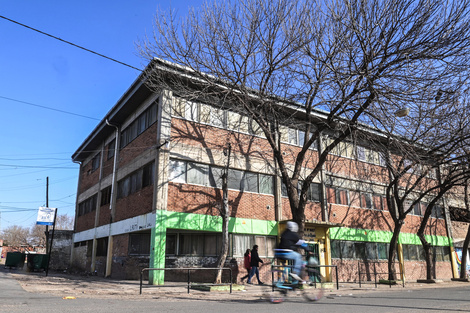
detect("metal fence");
top-left (270, 264), bottom-right (339, 290)
top-left (358, 261), bottom-right (404, 288)
top-left (140, 267), bottom-right (233, 294)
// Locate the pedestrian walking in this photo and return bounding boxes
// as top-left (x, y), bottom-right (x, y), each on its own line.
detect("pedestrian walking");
top-left (240, 249), bottom-right (251, 283)
top-left (247, 245), bottom-right (264, 285)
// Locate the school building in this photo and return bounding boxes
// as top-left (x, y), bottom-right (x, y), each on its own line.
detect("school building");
top-left (71, 60), bottom-right (460, 284)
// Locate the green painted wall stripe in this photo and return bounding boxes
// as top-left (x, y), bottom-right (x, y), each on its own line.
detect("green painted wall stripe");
top-left (163, 211), bottom-right (278, 236)
top-left (330, 227), bottom-right (452, 247)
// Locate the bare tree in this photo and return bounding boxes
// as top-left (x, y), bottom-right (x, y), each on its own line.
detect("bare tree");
top-left (29, 224), bottom-right (46, 247)
top-left (54, 214), bottom-right (74, 230)
top-left (0, 225), bottom-right (30, 247)
top-left (139, 0), bottom-right (470, 241)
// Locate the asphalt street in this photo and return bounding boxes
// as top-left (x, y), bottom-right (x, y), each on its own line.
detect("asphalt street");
top-left (2, 270), bottom-right (470, 313)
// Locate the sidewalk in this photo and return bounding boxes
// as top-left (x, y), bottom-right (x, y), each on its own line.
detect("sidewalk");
top-left (2, 266), bottom-right (469, 301)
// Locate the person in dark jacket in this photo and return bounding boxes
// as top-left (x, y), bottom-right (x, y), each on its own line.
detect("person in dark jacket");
top-left (247, 245), bottom-right (264, 284)
top-left (240, 249), bottom-right (251, 283)
top-left (276, 221), bottom-right (306, 282)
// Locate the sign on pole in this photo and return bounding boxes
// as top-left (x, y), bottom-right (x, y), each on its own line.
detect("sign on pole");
top-left (36, 207), bottom-right (57, 226)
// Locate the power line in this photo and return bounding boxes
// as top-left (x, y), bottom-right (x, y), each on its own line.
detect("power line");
top-left (0, 15), bottom-right (142, 72)
top-left (0, 95), bottom-right (101, 121)
top-left (0, 163), bottom-right (76, 169)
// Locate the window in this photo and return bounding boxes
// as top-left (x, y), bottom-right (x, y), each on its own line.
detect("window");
top-left (91, 153), bottom-right (100, 172)
top-left (335, 189), bottom-right (349, 205)
top-left (166, 234), bottom-right (177, 255)
top-left (357, 146), bottom-right (366, 161)
top-left (228, 169), bottom-right (243, 190)
top-left (308, 183), bottom-right (321, 202)
top-left (231, 234), bottom-right (276, 257)
top-left (78, 194), bottom-right (97, 216)
top-left (412, 203), bottom-right (422, 216)
top-left (185, 100), bottom-right (199, 121)
top-left (100, 186), bottom-right (111, 206)
top-left (107, 139), bottom-right (115, 160)
top-left (129, 232), bottom-right (151, 255)
top-left (372, 195), bottom-right (383, 210)
top-left (288, 128), bottom-right (298, 145)
top-left (379, 152), bottom-right (387, 167)
top-left (259, 174), bottom-right (274, 195)
top-left (431, 205), bottom-right (444, 219)
top-left (169, 160), bottom-right (186, 183)
top-left (243, 172), bottom-right (258, 192)
top-left (142, 162), bottom-right (155, 188)
top-left (187, 162), bottom-right (209, 186)
top-left (361, 193), bottom-right (373, 209)
top-left (377, 243), bottom-right (388, 260)
top-left (209, 166), bottom-right (223, 188)
top-left (117, 162), bottom-right (155, 199)
top-left (96, 237), bottom-right (108, 257)
top-left (176, 232), bottom-right (222, 256)
top-left (120, 103), bottom-right (157, 148)
top-left (169, 159), bottom-right (274, 195)
top-left (331, 240), bottom-right (396, 261)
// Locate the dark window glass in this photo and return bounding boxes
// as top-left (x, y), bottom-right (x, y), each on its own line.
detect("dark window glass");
top-left (228, 169), bottom-right (243, 190)
top-left (180, 234), bottom-right (204, 255)
top-left (100, 186), bottom-right (111, 206)
top-left (107, 139), bottom-right (115, 160)
top-left (91, 153), bottom-right (100, 172)
top-left (331, 240), bottom-right (341, 259)
top-left (142, 162), bottom-right (155, 188)
top-left (377, 243), bottom-right (388, 260)
top-left (361, 193), bottom-right (372, 209)
top-left (129, 233), bottom-right (151, 255)
top-left (243, 172), bottom-right (258, 192)
top-left (166, 234), bottom-right (177, 255)
top-left (78, 194), bottom-right (97, 216)
top-left (96, 237), bottom-right (108, 257)
top-left (308, 183), bottom-right (321, 202)
top-left (120, 103), bottom-right (157, 149)
top-left (366, 242), bottom-right (378, 260)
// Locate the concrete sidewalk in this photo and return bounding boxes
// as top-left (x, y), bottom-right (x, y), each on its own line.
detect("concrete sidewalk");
top-left (3, 266), bottom-right (470, 301)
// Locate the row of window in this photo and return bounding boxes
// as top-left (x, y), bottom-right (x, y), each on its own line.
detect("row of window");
top-left (331, 240), bottom-right (450, 262)
top-left (327, 186), bottom-right (389, 211)
top-left (173, 98), bottom-right (320, 149)
top-left (117, 162), bottom-right (155, 199)
top-left (78, 162), bottom-right (155, 216)
top-left (78, 194), bottom-right (98, 217)
top-left (327, 186), bottom-right (444, 218)
top-left (86, 103), bottom-right (157, 174)
top-left (127, 231), bottom-right (277, 258)
top-left (120, 103), bottom-right (157, 149)
top-left (174, 98), bottom-right (443, 175)
top-left (169, 159), bottom-right (275, 195)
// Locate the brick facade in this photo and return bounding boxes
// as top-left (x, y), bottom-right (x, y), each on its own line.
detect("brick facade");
top-left (71, 74), bottom-right (458, 283)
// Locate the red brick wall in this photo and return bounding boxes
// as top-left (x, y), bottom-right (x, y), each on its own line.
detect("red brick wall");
top-left (452, 221), bottom-right (469, 239)
top-left (78, 160), bottom-right (100, 194)
top-left (332, 259), bottom-right (453, 282)
top-left (98, 204), bottom-right (111, 226)
top-left (118, 123), bottom-right (158, 168)
top-left (114, 186), bottom-right (154, 222)
top-left (75, 212), bottom-right (96, 232)
top-left (167, 183), bottom-right (276, 220)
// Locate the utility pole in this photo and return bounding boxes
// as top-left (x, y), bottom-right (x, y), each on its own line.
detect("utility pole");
top-left (45, 177), bottom-right (49, 253)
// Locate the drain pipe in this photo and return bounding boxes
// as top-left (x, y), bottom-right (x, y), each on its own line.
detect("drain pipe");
top-left (105, 119), bottom-right (120, 277)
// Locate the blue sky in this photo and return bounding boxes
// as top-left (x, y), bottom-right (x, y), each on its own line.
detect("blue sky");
top-left (0, 0), bottom-right (202, 231)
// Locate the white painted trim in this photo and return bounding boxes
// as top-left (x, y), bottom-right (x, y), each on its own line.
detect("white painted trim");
top-left (73, 212), bottom-right (156, 242)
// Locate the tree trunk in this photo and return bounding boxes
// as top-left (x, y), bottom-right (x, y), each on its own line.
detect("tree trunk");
top-left (215, 143), bottom-right (231, 284)
top-left (460, 223), bottom-right (470, 279)
top-left (417, 233), bottom-right (433, 280)
top-left (388, 221), bottom-right (402, 281)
